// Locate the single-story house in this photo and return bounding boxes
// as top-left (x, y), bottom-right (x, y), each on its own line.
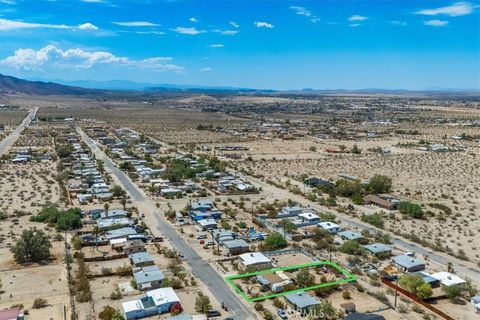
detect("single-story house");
top-left (391, 255), bottom-right (426, 273)
top-left (92, 209), bottom-right (128, 220)
top-left (106, 227), bottom-right (137, 241)
top-left (317, 221), bottom-right (342, 234)
top-left (197, 218), bottom-right (217, 231)
top-left (285, 292), bottom-right (320, 315)
top-left (363, 195), bottom-right (395, 210)
top-left (160, 188), bottom-right (182, 196)
top-left (124, 240), bottom-right (147, 255)
top-left (279, 206), bottom-right (304, 217)
top-left (109, 238), bottom-right (127, 249)
top-left (338, 230), bottom-right (363, 241)
top-left (191, 200), bottom-right (215, 212)
top-left (97, 217), bottom-right (135, 230)
top-left (122, 287), bottom-right (182, 320)
top-left (190, 210), bottom-right (222, 221)
top-left (239, 252), bottom-right (272, 270)
top-left (223, 239), bottom-right (250, 255)
top-left (133, 265), bottom-right (165, 291)
top-left (256, 271), bottom-right (292, 293)
top-left (212, 229), bottom-right (236, 244)
top-left (363, 243), bottom-right (392, 257)
top-left (129, 252), bottom-right (155, 268)
top-left (298, 212), bottom-right (320, 224)
top-left (410, 272), bottom-right (440, 287)
top-left (430, 272), bottom-right (466, 288)
top-left (0, 308), bottom-right (25, 320)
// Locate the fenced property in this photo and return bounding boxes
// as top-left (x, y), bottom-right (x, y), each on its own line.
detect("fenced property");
top-left (226, 260), bottom-right (357, 302)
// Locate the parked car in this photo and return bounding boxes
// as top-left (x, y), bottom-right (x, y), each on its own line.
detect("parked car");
top-left (277, 309), bottom-right (288, 320)
top-left (207, 309), bottom-right (221, 317)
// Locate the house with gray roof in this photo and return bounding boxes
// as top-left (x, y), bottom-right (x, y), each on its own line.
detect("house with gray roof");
top-left (223, 239), bottom-right (250, 255)
top-left (338, 230), bottom-right (363, 241)
top-left (129, 252), bottom-right (155, 267)
top-left (392, 254), bottom-right (426, 273)
top-left (285, 292), bottom-right (320, 315)
top-left (133, 265), bottom-right (165, 291)
top-left (363, 243), bottom-right (392, 257)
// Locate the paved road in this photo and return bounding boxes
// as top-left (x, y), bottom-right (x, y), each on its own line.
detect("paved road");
top-left (0, 107), bottom-right (38, 155)
top-left (78, 128), bottom-right (256, 320)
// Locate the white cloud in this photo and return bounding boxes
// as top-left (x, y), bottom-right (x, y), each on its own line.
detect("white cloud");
top-left (349, 23), bottom-right (362, 27)
top-left (0, 0), bottom-right (16, 4)
top-left (210, 44), bottom-right (224, 48)
top-left (134, 31), bottom-right (165, 35)
top-left (424, 19), bottom-right (449, 26)
top-left (200, 67), bottom-right (211, 72)
top-left (390, 20), bottom-right (407, 26)
top-left (189, 17), bottom-right (198, 23)
top-left (213, 29), bottom-right (239, 35)
top-left (171, 26), bottom-right (205, 35)
top-left (0, 45), bottom-right (182, 72)
top-left (112, 21), bottom-right (160, 27)
top-left (290, 6), bottom-right (320, 23)
top-left (80, 0), bottom-right (106, 3)
top-left (78, 22), bottom-right (98, 30)
top-left (0, 18), bottom-right (99, 31)
top-left (0, 18), bottom-right (70, 30)
top-left (348, 15), bottom-right (368, 22)
top-left (290, 6), bottom-right (311, 17)
top-left (229, 21), bottom-right (239, 28)
top-left (415, 2), bottom-right (474, 17)
top-left (254, 21), bottom-right (274, 28)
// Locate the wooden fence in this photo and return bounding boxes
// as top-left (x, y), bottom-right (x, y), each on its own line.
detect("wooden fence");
top-left (381, 278), bottom-right (454, 320)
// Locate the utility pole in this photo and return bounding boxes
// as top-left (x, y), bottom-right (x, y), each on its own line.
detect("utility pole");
top-left (394, 277), bottom-right (399, 308)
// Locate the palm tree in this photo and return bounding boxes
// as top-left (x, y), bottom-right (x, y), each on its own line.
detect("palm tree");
top-left (121, 196), bottom-right (127, 211)
top-left (92, 226), bottom-right (100, 251)
top-left (104, 203), bottom-right (110, 218)
top-left (447, 262), bottom-right (454, 273)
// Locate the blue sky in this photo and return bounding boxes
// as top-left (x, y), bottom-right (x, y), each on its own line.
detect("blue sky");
top-left (0, 0), bottom-right (478, 90)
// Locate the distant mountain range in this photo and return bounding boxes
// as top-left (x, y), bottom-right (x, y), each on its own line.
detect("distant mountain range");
top-left (0, 73), bottom-right (478, 96)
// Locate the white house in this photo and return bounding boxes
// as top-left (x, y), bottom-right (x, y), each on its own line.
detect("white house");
top-left (239, 252), bottom-right (272, 270)
top-left (430, 272), bottom-right (466, 287)
top-left (317, 221), bottom-right (341, 234)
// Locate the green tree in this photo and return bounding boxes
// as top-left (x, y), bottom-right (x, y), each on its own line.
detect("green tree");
top-left (111, 185), bottom-right (126, 198)
top-left (55, 209), bottom-right (82, 230)
top-left (335, 179), bottom-right (363, 197)
top-left (398, 275), bottom-right (433, 300)
top-left (99, 306), bottom-right (122, 320)
top-left (338, 240), bottom-right (364, 255)
top-left (398, 201), bottom-right (424, 219)
top-left (416, 282), bottom-right (433, 300)
top-left (368, 174), bottom-right (392, 194)
top-left (262, 232), bottom-right (288, 251)
top-left (443, 285), bottom-right (463, 300)
top-left (351, 193), bottom-right (364, 205)
top-left (11, 229), bottom-right (51, 263)
top-left (195, 292), bottom-right (211, 313)
top-left (361, 212), bottom-right (384, 228)
top-left (296, 270), bottom-right (315, 287)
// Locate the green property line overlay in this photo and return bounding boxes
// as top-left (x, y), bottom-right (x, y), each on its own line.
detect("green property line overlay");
top-left (225, 260), bottom-right (357, 302)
